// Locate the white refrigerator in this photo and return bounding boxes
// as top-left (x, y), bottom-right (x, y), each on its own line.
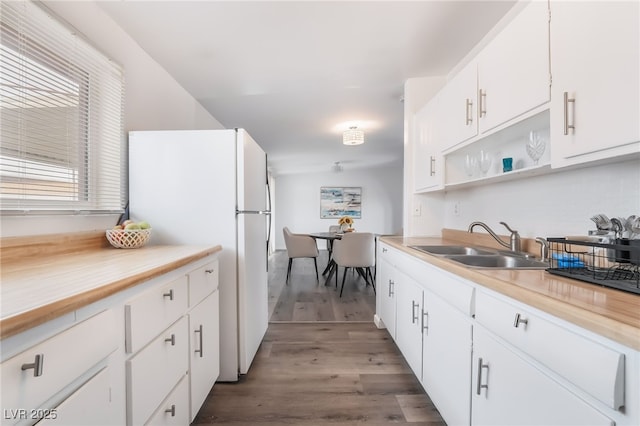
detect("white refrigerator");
top-left (128, 129), bottom-right (270, 381)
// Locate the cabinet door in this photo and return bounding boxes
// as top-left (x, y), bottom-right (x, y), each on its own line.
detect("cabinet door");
top-left (440, 61), bottom-right (478, 151)
top-left (422, 290), bottom-right (472, 426)
top-left (472, 327), bottom-right (614, 426)
top-left (37, 368), bottom-right (113, 426)
top-left (550, 1), bottom-right (640, 165)
top-left (477, 0), bottom-right (550, 133)
top-left (376, 255), bottom-right (396, 339)
top-left (413, 96), bottom-right (444, 192)
top-left (189, 290), bottom-right (220, 421)
top-left (394, 271), bottom-right (423, 378)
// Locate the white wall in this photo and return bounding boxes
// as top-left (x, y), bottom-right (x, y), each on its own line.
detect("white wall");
top-left (2, 1), bottom-right (224, 238)
top-left (274, 166), bottom-right (403, 250)
top-left (443, 159), bottom-right (640, 238)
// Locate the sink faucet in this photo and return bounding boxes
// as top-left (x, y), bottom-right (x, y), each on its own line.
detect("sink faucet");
top-left (468, 221), bottom-right (521, 252)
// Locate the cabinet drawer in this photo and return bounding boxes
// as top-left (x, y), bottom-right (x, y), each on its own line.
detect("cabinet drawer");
top-left (127, 316), bottom-right (189, 426)
top-left (188, 259), bottom-right (218, 307)
top-left (38, 368), bottom-right (114, 426)
top-left (125, 275), bottom-right (188, 354)
top-left (145, 374), bottom-right (190, 426)
top-left (475, 291), bottom-right (624, 409)
top-left (1, 310), bottom-right (117, 420)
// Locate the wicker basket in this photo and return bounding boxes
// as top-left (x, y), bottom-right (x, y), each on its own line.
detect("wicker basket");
top-left (106, 228), bottom-right (151, 249)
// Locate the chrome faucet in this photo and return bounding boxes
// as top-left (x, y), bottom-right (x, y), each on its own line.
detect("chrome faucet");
top-left (468, 221), bottom-right (522, 252)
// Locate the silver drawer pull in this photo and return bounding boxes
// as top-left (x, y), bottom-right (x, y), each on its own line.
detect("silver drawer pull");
top-left (465, 98), bottom-right (473, 125)
top-left (163, 289), bottom-right (174, 300)
top-left (165, 405), bottom-right (176, 417)
top-left (205, 269), bottom-right (215, 274)
top-left (388, 279), bottom-right (394, 297)
top-left (563, 91), bottom-right (576, 135)
top-left (476, 357), bottom-right (489, 395)
top-left (194, 324), bottom-right (204, 358)
top-left (513, 313), bottom-right (528, 328)
top-left (21, 354), bottom-right (44, 377)
top-left (165, 334), bottom-right (176, 346)
top-left (422, 311), bottom-right (429, 333)
top-left (479, 89), bottom-right (487, 117)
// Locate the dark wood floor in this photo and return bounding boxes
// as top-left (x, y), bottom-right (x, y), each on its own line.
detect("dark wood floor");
top-left (192, 251), bottom-right (446, 425)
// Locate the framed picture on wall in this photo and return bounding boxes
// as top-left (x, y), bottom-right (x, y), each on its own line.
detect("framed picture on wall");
top-left (320, 187), bottom-right (362, 218)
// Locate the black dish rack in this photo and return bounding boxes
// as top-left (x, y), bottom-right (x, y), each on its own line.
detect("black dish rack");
top-left (546, 237), bottom-right (640, 295)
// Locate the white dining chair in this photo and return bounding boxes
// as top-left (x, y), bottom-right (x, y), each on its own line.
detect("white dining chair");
top-left (282, 227), bottom-right (319, 283)
top-left (331, 232), bottom-right (376, 297)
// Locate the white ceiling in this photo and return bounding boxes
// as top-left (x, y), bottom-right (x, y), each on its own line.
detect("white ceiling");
top-left (97, 1), bottom-right (517, 176)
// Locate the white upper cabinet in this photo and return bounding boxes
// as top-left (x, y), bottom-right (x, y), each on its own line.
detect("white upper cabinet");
top-left (413, 95), bottom-right (444, 193)
top-left (439, 61), bottom-right (479, 151)
top-left (549, 1), bottom-right (640, 167)
top-left (476, 0), bottom-right (550, 134)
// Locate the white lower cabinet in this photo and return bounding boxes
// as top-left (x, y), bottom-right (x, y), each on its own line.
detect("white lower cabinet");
top-left (394, 271), bottom-right (423, 377)
top-left (189, 290), bottom-right (220, 421)
top-left (144, 375), bottom-right (190, 426)
top-left (376, 243), bottom-right (639, 426)
top-left (421, 288), bottom-right (472, 426)
top-left (124, 255), bottom-right (220, 425)
top-left (376, 248), bottom-right (397, 339)
top-left (127, 316), bottom-right (189, 425)
top-left (38, 368), bottom-right (113, 426)
top-left (0, 310), bottom-right (118, 426)
top-left (472, 326), bottom-right (614, 426)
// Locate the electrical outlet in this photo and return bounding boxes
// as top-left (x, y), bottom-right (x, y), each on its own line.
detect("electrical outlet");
top-left (453, 202), bottom-right (460, 216)
top-left (413, 203), bottom-right (422, 216)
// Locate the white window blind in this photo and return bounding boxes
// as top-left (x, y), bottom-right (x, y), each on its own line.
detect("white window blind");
top-left (0, 0), bottom-right (125, 214)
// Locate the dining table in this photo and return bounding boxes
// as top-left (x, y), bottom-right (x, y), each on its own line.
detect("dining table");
top-left (308, 231), bottom-right (344, 282)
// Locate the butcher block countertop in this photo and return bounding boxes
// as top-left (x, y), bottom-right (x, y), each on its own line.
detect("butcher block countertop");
top-left (0, 231), bottom-right (221, 340)
top-left (380, 231), bottom-right (640, 351)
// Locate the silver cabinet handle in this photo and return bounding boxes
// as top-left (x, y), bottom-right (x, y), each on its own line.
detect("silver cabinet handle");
top-left (165, 405), bottom-right (176, 417)
top-left (476, 357), bottom-right (489, 395)
top-left (21, 354), bottom-right (44, 377)
top-left (194, 324), bottom-right (204, 358)
top-left (465, 98), bottom-right (473, 125)
top-left (422, 310), bottom-right (429, 333)
top-left (382, 247), bottom-right (388, 253)
top-left (563, 91), bottom-right (575, 135)
top-left (165, 334), bottom-right (176, 346)
top-left (163, 289), bottom-right (174, 300)
top-left (478, 89), bottom-right (487, 117)
top-left (411, 301), bottom-right (419, 324)
top-left (513, 313), bottom-right (528, 328)
top-left (205, 269), bottom-right (215, 274)
top-left (429, 156), bottom-right (436, 176)
top-left (388, 279), bottom-right (394, 297)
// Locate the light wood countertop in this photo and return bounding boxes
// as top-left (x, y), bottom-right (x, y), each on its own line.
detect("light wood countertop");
top-left (380, 233), bottom-right (640, 351)
top-left (1, 232), bottom-right (221, 339)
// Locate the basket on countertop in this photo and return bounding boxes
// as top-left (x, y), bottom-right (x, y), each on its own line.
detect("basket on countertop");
top-left (106, 228), bottom-right (151, 249)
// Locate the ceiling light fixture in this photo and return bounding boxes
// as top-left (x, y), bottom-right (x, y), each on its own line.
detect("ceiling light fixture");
top-left (332, 161), bottom-right (343, 173)
top-left (343, 126), bottom-right (364, 146)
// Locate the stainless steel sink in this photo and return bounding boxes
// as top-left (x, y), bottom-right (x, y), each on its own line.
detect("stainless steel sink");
top-left (445, 254), bottom-right (549, 269)
top-left (410, 245), bottom-right (497, 256)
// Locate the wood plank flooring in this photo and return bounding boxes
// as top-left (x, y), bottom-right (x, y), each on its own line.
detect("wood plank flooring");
top-left (192, 323), bottom-right (446, 425)
top-left (192, 250), bottom-right (446, 425)
top-left (269, 250), bottom-right (377, 322)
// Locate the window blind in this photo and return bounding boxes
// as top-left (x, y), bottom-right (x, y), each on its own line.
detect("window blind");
top-left (0, 0), bottom-right (125, 214)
